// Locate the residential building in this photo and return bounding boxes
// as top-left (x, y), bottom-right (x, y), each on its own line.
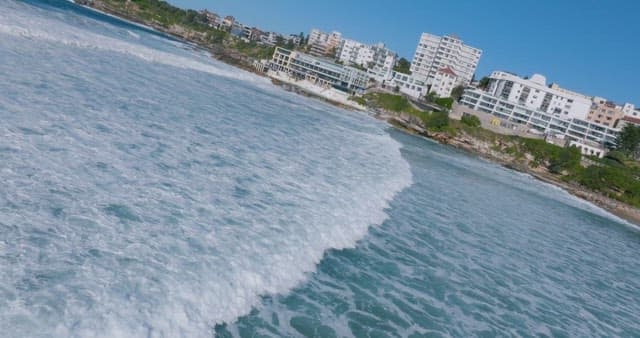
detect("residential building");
top-left (269, 47), bottom-right (369, 92)
top-left (384, 72), bottom-right (427, 99)
top-left (485, 71), bottom-right (592, 120)
top-left (229, 22), bottom-right (244, 38)
top-left (250, 28), bottom-right (265, 42)
top-left (429, 67), bottom-right (458, 97)
top-left (622, 103), bottom-right (639, 117)
top-left (587, 98), bottom-right (626, 127)
top-left (459, 88), bottom-right (619, 147)
top-left (286, 34), bottom-right (303, 46)
top-left (307, 29), bottom-right (342, 57)
top-left (253, 59), bottom-right (270, 73)
top-left (200, 10), bottom-right (220, 28)
top-left (261, 32), bottom-right (280, 45)
top-left (410, 33), bottom-right (482, 86)
top-left (569, 140), bottom-right (606, 158)
top-left (221, 15), bottom-right (235, 30)
top-left (617, 116), bottom-right (640, 128)
top-left (336, 40), bottom-right (397, 81)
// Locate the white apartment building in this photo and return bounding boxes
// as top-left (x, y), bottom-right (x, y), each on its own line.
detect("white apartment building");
top-left (568, 140), bottom-right (606, 158)
top-left (622, 103), bottom-right (640, 117)
top-left (459, 88), bottom-right (619, 147)
top-left (336, 40), bottom-right (397, 81)
top-left (430, 67), bottom-right (458, 98)
top-left (385, 72), bottom-right (427, 99)
top-left (485, 71), bottom-right (592, 120)
top-left (260, 32), bottom-right (279, 46)
top-left (410, 33), bottom-right (481, 86)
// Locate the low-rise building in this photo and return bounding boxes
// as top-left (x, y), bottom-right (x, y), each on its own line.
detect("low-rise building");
top-left (269, 47), bottom-right (369, 92)
top-left (460, 88), bottom-right (619, 147)
top-left (253, 59), bottom-right (270, 73)
top-left (221, 15), bottom-right (235, 30)
top-left (336, 40), bottom-right (396, 82)
top-left (260, 32), bottom-right (280, 45)
top-left (622, 103), bottom-right (640, 118)
top-left (200, 10), bottom-right (220, 28)
top-left (286, 34), bottom-right (303, 46)
top-left (485, 72), bottom-right (592, 120)
top-left (249, 28), bottom-right (264, 42)
top-left (617, 116), bottom-right (640, 128)
top-left (229, 22), bottom-right (244, 38)
top-left (429, 67), bottom-right (458, 97)
top-left (383, 72), bottom-right (427, 99)
top-left (568, 140), bottom-right (606, 158)
top-left (587, 98), bottom-right (626, 127)
top-left (307, 29), bottom-right (342, 57)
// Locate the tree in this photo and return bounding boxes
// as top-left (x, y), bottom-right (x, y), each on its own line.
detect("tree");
top-left (477, 76), bottom-right (490, 90)
top-left (451, 85), bottom-right (465, 101)
top-left (615, 124), bottom-right (640, 159)
top-left (394, 57), bottom-right (411, 74)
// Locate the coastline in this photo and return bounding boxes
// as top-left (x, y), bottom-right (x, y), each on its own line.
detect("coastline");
top-left (73, 1), bottom-right (640, 227)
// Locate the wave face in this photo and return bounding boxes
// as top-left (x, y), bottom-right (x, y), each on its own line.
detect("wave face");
top-left (0, 1), bottom-right (411, 336)
top-left (223, 131), bottom-right (640, 337)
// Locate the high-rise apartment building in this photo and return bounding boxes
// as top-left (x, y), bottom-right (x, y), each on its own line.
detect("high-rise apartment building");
top-left (410, 33), bottom-right (481, 86)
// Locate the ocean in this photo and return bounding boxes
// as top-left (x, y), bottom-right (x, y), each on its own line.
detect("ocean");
top-left (0, 1), bottom-right (639, 337)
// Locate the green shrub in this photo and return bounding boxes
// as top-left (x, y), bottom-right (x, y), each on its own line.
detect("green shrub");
top-left (434, 97), bottom-right (453, 109)
top-left (461, 114), bottom-right (481, 127)
top-left (423, 111), bottom-right (449, 131)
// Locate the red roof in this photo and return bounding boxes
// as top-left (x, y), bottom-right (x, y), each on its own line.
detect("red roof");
top-left (438, 66), bottom-right (457, 77)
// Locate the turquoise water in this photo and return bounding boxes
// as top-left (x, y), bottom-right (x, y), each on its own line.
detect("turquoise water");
top-left (1, 1), bottom-right (639, 337)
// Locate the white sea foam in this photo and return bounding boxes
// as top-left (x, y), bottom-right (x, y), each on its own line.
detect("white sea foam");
top-left (0, 1), bottom-right (412, 336)
top-left (0, 1), bottom-right (270, 88)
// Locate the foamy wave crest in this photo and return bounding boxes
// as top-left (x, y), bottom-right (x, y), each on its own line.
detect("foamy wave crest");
top-left (0, 1), bottom-right (412, 336)
top-left (0, 0), bottom-right (269, 87)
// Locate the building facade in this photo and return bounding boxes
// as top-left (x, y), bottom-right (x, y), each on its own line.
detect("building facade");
top-left (410, 33), bottom-right (481, 86)
top-left (617, 116), bottom-right (640, 129)
top-left (269, 47), bottom-right (369, 92)
top-left (485, 71), bottom-right (592, 120)
top-left (336, 40), bottom-right (397, 81)
top-left (587, 98), bottom-right (626, 127)
top-left (429, 67), bottom-right (458, 97)
top-left (459, 88), bottom-right (619, 147)
top-left (384, 72), bottom-right (427, 99)
top-left (307, 29), bottom-right (342, 57)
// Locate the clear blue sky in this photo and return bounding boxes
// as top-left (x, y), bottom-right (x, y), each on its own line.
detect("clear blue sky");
top-left (169, 0), bottom-right (639, 105)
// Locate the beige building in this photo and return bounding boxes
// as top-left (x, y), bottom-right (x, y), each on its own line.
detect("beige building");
top-left (307, 29), bottom-right (342, 57)
top-left (587, 97), bottom-right (625, 127)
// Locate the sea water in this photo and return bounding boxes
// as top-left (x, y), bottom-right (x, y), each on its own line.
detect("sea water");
top-left (1, 1), bottom-right (639, 337)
